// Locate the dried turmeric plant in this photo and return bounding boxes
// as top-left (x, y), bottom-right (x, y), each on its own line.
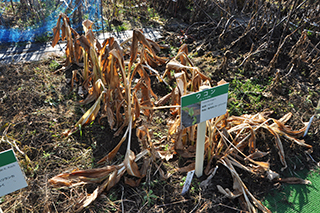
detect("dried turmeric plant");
top-left (202, 111), bottom-right (311, 213)
top-left (52, 13), bottom-right (82, 67)
top-left (161, 56), bottom-right (313, 212)
top-left (49, 15), bottom-right (173, 211)
top-left (49, 15), bottom-right (313, 212)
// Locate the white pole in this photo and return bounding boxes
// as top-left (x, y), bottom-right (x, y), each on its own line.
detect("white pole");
top-left (195, 121), bottom-right (206, 177)
top-left (195, 85), bottom-right (210, 178)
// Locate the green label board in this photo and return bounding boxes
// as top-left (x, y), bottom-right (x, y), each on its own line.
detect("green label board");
top-left (181, 83), bottom-right (229, 128)
top-left (0, 149), bottom-right (28, 197)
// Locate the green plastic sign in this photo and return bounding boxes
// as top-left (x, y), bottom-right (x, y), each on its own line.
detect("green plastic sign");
top-left (181, 84), bottom-right (229, 128)
top-left (0, 149), bottom-right (28, 197)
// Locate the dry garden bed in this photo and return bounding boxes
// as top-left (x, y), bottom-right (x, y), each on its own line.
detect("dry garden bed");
top-left (1, 1), bottom-right (320, 212)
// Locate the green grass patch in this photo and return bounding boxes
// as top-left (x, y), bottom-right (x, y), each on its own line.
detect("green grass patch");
top-left (228, 77), bottom-right (267, 115)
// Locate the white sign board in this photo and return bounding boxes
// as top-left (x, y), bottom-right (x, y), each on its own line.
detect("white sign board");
top-left (0, 149), bottom-right (28, 197)
top-left (181, 84), bottom-right (229, 128)
top-left (181, 84), bottom-right (229, 177)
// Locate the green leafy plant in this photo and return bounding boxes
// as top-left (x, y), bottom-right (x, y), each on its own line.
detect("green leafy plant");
top-left (179, 176), bottom-right (187, 187)
top-left (49, 60), bottom-right (60, 71)
top-left (143, 189), bottom-right (158, 206)
top-left (153, 131), bottom-right (162, 138)
top-left (228, 77), bottom-right (266, 115)
top-left (42, 151), bottom-right (52, 159)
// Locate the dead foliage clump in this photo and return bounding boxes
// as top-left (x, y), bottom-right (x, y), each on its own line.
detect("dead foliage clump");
top-left (41, 12), bottom-right (317, 212)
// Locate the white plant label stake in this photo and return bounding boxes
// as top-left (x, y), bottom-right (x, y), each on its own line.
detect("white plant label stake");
top-left (0, 149), bottom-right (28, 198)
top-left (181, 170), bottom-right (195, 195)
top-left (181, 84), bottom-right (229, 177)
top-left (303, 115), bottom-right (314, 137)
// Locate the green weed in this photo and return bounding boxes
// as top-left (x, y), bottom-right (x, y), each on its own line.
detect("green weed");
top-left (164, 144), bottom-right (169, 151)
top-left (228, 77), bottom-right (267, 115)
top-left (42, 151), bottom-right (52, 159)
top-left (143, 189), bottom-right (158, 206)
top-left (180, 176), bottom-right (187, 187)
top-left (153, 131), bottom-right (162, 138)
top-left (49, 60), bottom-right (60, 71)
